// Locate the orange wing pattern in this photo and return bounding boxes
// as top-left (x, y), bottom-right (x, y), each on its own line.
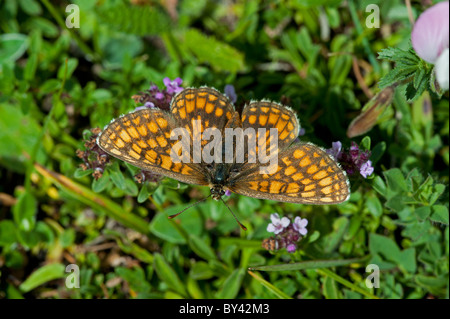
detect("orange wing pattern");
top-left (229, 143), bottom-right (350, 204)
top-left (97, 108), bottom-right (208, 186)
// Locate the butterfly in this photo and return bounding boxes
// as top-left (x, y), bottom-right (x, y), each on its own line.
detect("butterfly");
top-left (97, 87), bottom-right (350, 229)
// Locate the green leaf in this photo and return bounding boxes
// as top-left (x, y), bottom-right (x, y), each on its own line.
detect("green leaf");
top-left (430, 205), bottom-right (449, 225)
top-left (249, 256), bottom-right (368, 271)
top-left (153, 253), bottom-right (187, 297)
top-left (372, 175), bottom-right (388, 197)
top-left (189, 261), bottom-right (215, 280)
top-left (60, 229), bottom-right (75, 248)
top-left (19, 0), bottom-right (42, 16)
top-left (24, 53), bottom-right (38, 81)
top-left (115, 239), bottom-right (154, 264)
top-left (323, 276), bottom-right (340, 299)
top-left (0, 33), bottom-right (28, 63)
top-left (6, 284), bottom-right (24, 299)
top-left (415, 206), bottom-right (431, 221)
top-left (398, 248), bottom-right (416, 273)
top-left (74, 167), bottom-right (93, 178)
top-left (96, 3), bottom-right (171, 36)
top-left (370, 142), bottom-right (386, 164)
top-left (322, 216), bottom-right (349, 254)
top-left (183, 28), bottom-right (245, 73)
top-left (57, 58), bottom-right (78, 80)
top-left (360, 136), bottom-right (371, 151)
top-left (115, 266), bottom-right (151, 294)
top-left (188, 234), bottom-right (217, 261)
top-left (383, 168), bottom-right (408, 193)
top-left (13, 192), bottom-right (37, 231)
top-left (415, 275), bottom-right (448, 289)
top-left (149, 205), bottom-right (202, 244)
top-left (0, 220), bottom-right (17, 246)
top-left (247, 271), bottom-right (292, 299)
top-left (216, 268), bottom-right (245, 299)
top-left (366, 194), bottom-right (383, 218)
top-left (92, 170), bottom-right (110, 193)
top-left (369, 233), bottom-right (401, 263)
top-left (19, 263), bottom-right (65, 292)
top-left (109, 162), bottom-right (126, 190)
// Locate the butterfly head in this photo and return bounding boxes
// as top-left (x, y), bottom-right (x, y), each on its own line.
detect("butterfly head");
top-left (205, 162), bottom-right (237, 200)
top-left (210, 185), bottom-right (225, 201)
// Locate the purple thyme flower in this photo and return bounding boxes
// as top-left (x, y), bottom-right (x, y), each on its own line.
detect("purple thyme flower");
top-left (327, 141), bottom-right (343, 159)
top-left (327, 141), bottom-right (373, 179)
top-left (224, 189), bottom-right (232, 196)
top-left (224, 84), bottom-right (237, 104)
top-left (267, 213), bottom-right (290, 235)
top-left (286, 244), bottom-right (297, 253)
top-left (163, 77), bottom-right (183, 94)
top-left (359, 160), bottom-right (374, 178)
top-left (292, 216), bottom-right (308, 235)
top-left (133, 79), bottom-right (185, 111)
top-left (298, 127), bottom-right (306, 136)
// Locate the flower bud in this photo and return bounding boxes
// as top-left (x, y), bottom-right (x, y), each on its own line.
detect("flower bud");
top-left (347, 86), bottom-right (394, 138)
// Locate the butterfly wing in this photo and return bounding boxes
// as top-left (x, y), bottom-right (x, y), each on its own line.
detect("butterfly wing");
top-left (236, 101), bottom-right (300, 169)
top-left (97, 108), bottom-right (208, 186)
top-left (228, 142), bottom-right (350, 204)
top-left (171, 87), bottom-right (235, 142)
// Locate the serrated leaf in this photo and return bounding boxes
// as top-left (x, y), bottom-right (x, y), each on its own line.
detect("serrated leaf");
top-left (415, 206), bottom-right (431, 220)
top-left (96, 4), bottom-right (171, 36)
top-left (183, 28), bottom-right (244, 73)
top-left (430, 205), bottom-right (449, 225)
top-left (383, 168), bottom-right (409, 193)
top-left (369, 234), bottom-right (401, 263)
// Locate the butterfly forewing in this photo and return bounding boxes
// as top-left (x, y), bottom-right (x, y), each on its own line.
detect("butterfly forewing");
top-left (97, 108), bottom-right (208, 186)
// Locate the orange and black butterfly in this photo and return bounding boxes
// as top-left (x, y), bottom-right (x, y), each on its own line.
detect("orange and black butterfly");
top-left (97, 87), bottom-right (350, 229)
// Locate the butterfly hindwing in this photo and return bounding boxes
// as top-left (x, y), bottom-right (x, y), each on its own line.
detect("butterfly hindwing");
top-left (229, 142), bottom-right (350, 204)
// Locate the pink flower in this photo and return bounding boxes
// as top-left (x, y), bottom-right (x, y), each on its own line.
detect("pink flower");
top-left (286, 244), bottom-right (297, 253)
top-left (411, 1), bottom-right (449, 90)
top-left (267, 213), bottom-right (290, 234)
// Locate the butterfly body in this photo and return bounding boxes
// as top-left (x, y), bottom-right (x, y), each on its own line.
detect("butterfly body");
top-left (97, 87), bottom-right (350, 206)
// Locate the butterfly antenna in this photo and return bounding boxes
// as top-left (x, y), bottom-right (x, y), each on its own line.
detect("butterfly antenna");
top-left (220, 198), bottom-right (247, 231)
top-left (168, 194), bottom-right (211, 219)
